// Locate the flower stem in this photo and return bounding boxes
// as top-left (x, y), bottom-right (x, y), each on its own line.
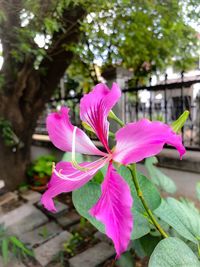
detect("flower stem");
top-left (110, 109), bottom-right (168, 238)
top-left (128, 164), bottom-right (168, 238)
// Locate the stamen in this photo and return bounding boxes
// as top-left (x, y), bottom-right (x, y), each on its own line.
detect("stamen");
top-left (71, 126), bottom-right (90, 172)
top-left (54, 156), bottom-right (109, 181)
top-left (52, 162), bottom-right (55, 172)
top-left (53, 124), bottom-right (112, 181)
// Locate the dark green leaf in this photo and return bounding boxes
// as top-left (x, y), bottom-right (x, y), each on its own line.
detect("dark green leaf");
top-left (92, 170), bottom-right (104, 184)
top-left (116, 251), bottom-right (135, 267)
top-left (72, 182), bottom-right (105, 233)
top-left (139, 234), bottom-right (161, 257)
top-left (131, 210), bottom-right (150, 240)
top-left (73, 177), bottom-right (150, 240)
top-left (117, 166), bottom-right (161, 213)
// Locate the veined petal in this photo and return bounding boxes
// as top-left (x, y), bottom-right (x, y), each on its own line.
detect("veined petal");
top-left (90, 163), bottom-right (133, 258)
top-left (80, 83), bottom-right (121, 152)
top-left (41, 157), bottom-right (108, 212)
top-left (47, 107), bottom-right (105, 156)
top-left (113, 119), bottom-right (186, 165)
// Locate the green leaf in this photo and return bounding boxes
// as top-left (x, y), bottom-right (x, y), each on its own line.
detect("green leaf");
top-left (132, 234), bottom-right (161, 258)
top-left (196, 182), bottom-right (200, 202)
top-left (145, 157), bottom-right (176, 194)
top-left (72, 182), bottom-right (105, 233)
top-left (155, 198), bottom-right (200, 244)
top-left (44, 18), bottom-right (60, 34)
top-left (171, 111), bottom-right (189, 133)
top-left (131, 210), bottom-right (150, 240)
top-left (2, 238), bottom-right (9, 264)
top-left (149, 237), bottom-right (200, 267)
top-left (92, 171), bottom-right (104, 184)
top-left (73, 164), bottom-right (161, 242)
top-left (138, 234), bottom-right (161, 257)
top-left (73, 177), bottom-right (150, 240)
top-left (168, 198), bottom-right (200, 239)
top-left (62, 152), bottom-right (85, 163)
top-left (117, 166), bottom-right (161, 213)
top-left (116, 251), bottom-right (135, 267)
top-left (9, 236), bottom-right (34, 257)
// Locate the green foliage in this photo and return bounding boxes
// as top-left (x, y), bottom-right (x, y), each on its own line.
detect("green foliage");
top-left (155, 198), bottom-right (200, 244)
top-left (72, 166), bottom-right (162, 240)
top-left (63, 233), bottom-right (83, 257)
top-left (133, 234), bottom-right (161, 258)
top-left (0, 225), bottom-right (34, 264)
top-left (0, 10), bottom-right (6, 23)
top-left (145, 157), bottom-right (177, 194)
top-left (44, 18), bottom-right (61, 34)
top-left (62, 152), bottom-right (85, 163)
top-left (149, 237), bottom-right (200, 267)
top-left (72, 162), bottom-right (200, 265)
top-left (131, 210), bottom-right (150, 240)
top-left (92, 170), bottom-right (104, 184)
top-left (72, 182), bottom-right (105, 233)
top-left (196, 182), bottom-right (200, 202)
top-left (72, 181), bottom-right (152, 240)
top-left (67, 0), bottom-right (200, 87)
top-left (116, 251), bottom-right (135, 267)
top-left (27, 154), bottom-right (57, 178)
top-left (0, 118), bottom-right (20, 147)
top-left (117, 166), bottom-right (161, 213)
top-left (1, 0), bottom-right (200, 91)
top-left (2, 1), bottom-right (199, 263)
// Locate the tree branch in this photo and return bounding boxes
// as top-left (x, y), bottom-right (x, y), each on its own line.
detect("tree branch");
top-left (20, 5), bottom-right (86, 122)
top-left (0, 0), bottom-right (22, 93)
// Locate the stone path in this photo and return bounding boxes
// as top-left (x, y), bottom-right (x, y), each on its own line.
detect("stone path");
top-left (0, 190), bottom-right (115, 267)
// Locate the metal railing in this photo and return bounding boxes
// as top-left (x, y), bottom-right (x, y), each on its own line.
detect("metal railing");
top-left (34, 94), bottom-right (82, 135)
top-left (122, 73), bottom-right (200, 150)
top-left (34, 73), bottom-right (200, 150)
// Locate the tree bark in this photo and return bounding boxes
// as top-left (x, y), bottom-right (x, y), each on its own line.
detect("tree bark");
top-left (0, 134), bottom-right (31, 190)
top-left (0, 4), bottom-right (86, 190)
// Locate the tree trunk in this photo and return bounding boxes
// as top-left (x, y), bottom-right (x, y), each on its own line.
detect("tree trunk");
top-left (0, 4), bottom-right (86, 190)
top-left (0, 138), bottom-right (30, 190)
top-left (0, 94), bottom-right (35, 190)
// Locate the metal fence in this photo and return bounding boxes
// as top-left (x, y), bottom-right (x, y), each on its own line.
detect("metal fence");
top-left (35, 94), bottom-right (82, 135)
top-left (122, 73), bottom-right (200, 150)
top-left (35, 73), bottom-right (200, 150)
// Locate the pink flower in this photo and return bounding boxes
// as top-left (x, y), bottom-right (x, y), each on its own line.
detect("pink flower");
top-left (41, 83), bottom-right (185, 257)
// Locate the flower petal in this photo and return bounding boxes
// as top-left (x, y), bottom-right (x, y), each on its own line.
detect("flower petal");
top-left (47, 107), bottom-right (105, 156)
top-left (41, 158), bottom-right (108, 212)
top-left (80, 83), bottom-right (121, 152)
top-left (113, 119), bottom-right (186, 165)
top-left (90, 163), bottom-right (133, 258)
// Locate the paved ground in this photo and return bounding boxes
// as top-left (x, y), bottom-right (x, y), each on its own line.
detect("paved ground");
top-left (0, 160), bottom-right (200, 266)
top-left (0, 190), bottom-right (114, 267)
